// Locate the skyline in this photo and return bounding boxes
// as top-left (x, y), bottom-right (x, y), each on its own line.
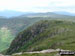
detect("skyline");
top-left (0, 0), bottom-right (75, 13)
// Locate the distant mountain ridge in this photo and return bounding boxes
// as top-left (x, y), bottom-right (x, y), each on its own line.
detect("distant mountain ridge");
top-left (0, 10), bottom-right (32, 17)
top-left (0, 10), bottom-right (75, 17)
top-left (54, 11), bottom-right (75, 16)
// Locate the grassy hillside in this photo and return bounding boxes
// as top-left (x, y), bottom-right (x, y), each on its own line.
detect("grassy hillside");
top-left (6, 20), bottom-right (75, 55)
top-left (0, 27), bottom-right (14, 51)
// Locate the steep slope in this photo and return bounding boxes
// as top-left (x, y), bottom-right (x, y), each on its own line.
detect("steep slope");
top-left (6, 20), bottom-right (75, 55)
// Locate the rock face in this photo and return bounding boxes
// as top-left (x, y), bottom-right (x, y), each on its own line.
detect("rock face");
top-left (6, 20), bottom-right (75, 55)
top-left (0, 54), bottom-right (4, 56)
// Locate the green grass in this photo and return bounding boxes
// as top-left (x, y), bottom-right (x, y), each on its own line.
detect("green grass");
top-left (12, 52), bottom-right (57, 56)
top-left (0, 27), bottom-right (14, 52)
top-left (12, 52), bottom-right (75, 56)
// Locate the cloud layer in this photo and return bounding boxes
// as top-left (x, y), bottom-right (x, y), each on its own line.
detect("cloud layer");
top-left (0, 0), bottom-right (75, 13)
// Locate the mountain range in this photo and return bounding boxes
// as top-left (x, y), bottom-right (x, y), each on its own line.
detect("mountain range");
top-left (0, 10), bottom-right (75, 17)
top-left (54, 11), bottom-right (75, 16)
top-left (0, 10), bottom-right (32, 17)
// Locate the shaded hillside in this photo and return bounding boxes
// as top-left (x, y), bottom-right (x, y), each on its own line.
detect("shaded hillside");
top-left (6, 20), bottom-right (75, 54)
top-left (0, 17), bottom-right (39, 35)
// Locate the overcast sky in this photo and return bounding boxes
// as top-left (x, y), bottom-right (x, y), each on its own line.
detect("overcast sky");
top-left (0, 0), bottom-right (75, 13)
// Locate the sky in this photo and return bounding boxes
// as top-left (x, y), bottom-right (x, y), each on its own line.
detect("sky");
top-left (0, 0), bottom-right (75, 13)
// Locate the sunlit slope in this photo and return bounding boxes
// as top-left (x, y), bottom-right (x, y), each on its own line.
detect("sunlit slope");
top-left (0, 27), bottom-right (14, 51)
